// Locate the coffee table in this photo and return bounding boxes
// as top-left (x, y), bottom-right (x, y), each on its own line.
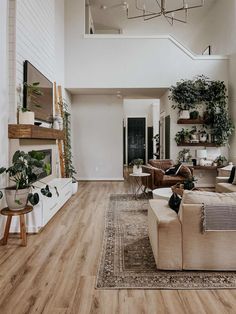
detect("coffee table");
top-left (129, 173), bottom-right (150, 199)
top-left (152, 187), bottom-right (172, 200)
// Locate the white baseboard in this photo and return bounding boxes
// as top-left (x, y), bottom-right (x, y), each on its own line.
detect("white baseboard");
top-left (79, 177), bottom-right (124, 181)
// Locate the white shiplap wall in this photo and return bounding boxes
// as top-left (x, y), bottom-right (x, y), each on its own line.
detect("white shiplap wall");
top-left (16, 0), bottom-right (55, 86)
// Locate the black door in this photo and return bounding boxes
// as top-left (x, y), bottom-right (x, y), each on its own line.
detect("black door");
top-left (127, 117), bottom-right (146, 164)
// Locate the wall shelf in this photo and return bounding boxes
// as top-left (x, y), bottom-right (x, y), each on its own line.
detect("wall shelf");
top-left (8, 124), bottom-right (64, 140)
top-left (177, 142), bottom-right (217, 147)
top-left (177, 119), bottom-right (205, 124)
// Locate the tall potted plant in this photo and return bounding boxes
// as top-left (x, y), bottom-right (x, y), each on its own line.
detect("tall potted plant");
top-left (0, 150), bottom-right (57, 210)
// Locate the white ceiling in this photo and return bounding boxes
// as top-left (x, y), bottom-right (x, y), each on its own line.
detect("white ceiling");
top-left (68, 87), bottom-right (168, 99)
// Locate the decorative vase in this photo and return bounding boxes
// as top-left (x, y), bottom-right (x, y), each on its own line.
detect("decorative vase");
top-left (199, 134), bottom-right (207, 143)
top-left (133, 165), bottom-right (142, 174)
top-left (19, 111), bottom-right (35, 125)
top-left (5, 187), bottom-right (30, 210)
top-left (179, 110), bottom-right (190, 119)
top-left (72, 181), bottom-right (78, 195)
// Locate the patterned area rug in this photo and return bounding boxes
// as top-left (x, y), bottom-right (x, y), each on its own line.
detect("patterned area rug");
top-left (96, 194), bottom-right (236, 289)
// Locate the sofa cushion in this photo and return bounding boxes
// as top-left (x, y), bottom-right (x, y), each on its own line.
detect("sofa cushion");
top-left (216, 183), bottom-right (236, 193)
top-left (182, 190), bottom-right (236, 204)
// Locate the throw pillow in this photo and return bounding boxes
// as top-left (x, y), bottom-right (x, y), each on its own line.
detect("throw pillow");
top-left (165, 163), bottom-right (182, 176)
top-left (168, 193), bottom-right (182, 213)
top-left (228, 166), bottom-right (236, 183)
top-left (178, 165), bottom-right (192, 178)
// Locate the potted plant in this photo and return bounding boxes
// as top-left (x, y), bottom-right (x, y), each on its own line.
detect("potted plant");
top-left (177, 148), bottom-right (192, 163)
top-left (189, 126), bottom-right (198, 142)
top-left (169, 79), bottom-right (199, 119)
top-left (63, 100), bottom-right (78, 194)
top-left (175, 128), bottom-right (191, 145)
top-left (190, 110), bottom-right (199, 120)
top-left (214, 155), bottom-right (227, 167)
top-left (0, 150), bottom-right (58, 210)
top-left (183, 176), bottom-right (197, 190)
top-left (130, 159), bottom-right (143, 174)
top-left (19, 82), bottom-right (43, 125)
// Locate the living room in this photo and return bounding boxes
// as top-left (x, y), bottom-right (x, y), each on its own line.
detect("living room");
top-left (0, 0), bottom-right (236, 313)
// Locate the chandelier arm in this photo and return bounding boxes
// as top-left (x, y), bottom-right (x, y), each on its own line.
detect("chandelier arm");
top-left (165, 14), bottom-right (187, 24)
top-left (134, 0), bottom-right (160, 15)
top-left (155, 0), bottom-right (162, 10)
top-left (144, 13), bottom-right (163, 21)
top-left (126, 10), bottom-right (161, 20)
top-left (164, 0), bottom-right (204, 15)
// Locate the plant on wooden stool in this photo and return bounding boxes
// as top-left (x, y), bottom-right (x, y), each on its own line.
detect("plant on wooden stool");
top-left (0, 150), bottom-right (58, 210)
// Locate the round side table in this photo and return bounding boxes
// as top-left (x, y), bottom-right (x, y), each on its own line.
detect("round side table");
top-left (1, 205), bottom-right (33, 246)
top-left (129, 172), bottom-right (151, 199)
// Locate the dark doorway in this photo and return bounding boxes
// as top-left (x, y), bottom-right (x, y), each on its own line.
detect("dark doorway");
top-left (127, 117), bottom-right (146, 164)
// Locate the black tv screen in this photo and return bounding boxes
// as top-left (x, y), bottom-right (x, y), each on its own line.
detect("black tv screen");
top-left (23, 60), bottom-right (53, 123)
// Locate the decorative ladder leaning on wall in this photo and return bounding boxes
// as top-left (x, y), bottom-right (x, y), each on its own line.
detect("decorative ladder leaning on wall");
top-left (54, 82), bottom-right (65, 177)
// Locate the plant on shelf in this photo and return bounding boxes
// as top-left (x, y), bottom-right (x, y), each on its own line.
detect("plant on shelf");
top-left (190, 110), bottom-right (200, 120)
top-left (169, 77), bottom-right (205, 119)
top-left (171, 76), bottom-right (234, 146)
top-left (17, 82), bottom-right (43, 125)
top-left (177, 149), bottom-right (192, 163)
top-left (203, 79), bottom-right (234, 146)
top-left (0, 150), bottom-right (58, 210)
top-left (214, 155), bottom-right (227, 167)
top-left (62, 100), bottom-right (78, 194)
top-left (175, 128), bottom-right (191, 145)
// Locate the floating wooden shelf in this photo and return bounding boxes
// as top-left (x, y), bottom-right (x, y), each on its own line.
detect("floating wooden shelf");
top-left (8, 124), bottom-right (64, 140)
top-left (177, 119), bottom-right (205, 124)
top-left (190, 165), bottom-right (220, 170)
top-left (177, 142), bottom-right (217, 147)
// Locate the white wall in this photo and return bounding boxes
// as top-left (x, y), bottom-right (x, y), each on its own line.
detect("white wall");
top-left (71, 95), bottom-right (124, 180)
top-left (123, 99), bottom-right (156, 127)
top-left (0, 0), bottom-right (9, 235)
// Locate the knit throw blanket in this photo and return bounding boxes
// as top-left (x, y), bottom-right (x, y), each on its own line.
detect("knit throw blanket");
top-left (202, 204), bottom-right (236, 232)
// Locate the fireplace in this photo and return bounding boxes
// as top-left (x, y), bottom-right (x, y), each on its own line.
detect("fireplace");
top-left (32, 149), bottom-right (52, 179)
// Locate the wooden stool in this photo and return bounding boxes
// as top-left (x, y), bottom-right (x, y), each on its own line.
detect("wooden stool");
top-left (1, 205), bottom-right (33, 246)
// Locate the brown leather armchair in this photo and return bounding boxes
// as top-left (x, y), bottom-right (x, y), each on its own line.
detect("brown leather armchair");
top-left (142, 159), bottom-right (192, 190)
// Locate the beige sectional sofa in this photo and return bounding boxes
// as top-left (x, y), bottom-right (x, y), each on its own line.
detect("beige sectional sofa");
top-left (215, 176), bottom-right (236, 193)
top-left (148, 191), bottom-right (236, 270)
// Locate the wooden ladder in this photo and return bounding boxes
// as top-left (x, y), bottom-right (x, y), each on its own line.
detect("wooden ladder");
top-left (54, 82), bottom-right (65, 178)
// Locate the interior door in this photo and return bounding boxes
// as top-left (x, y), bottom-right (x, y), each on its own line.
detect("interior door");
top-left (127, 117), bottom-right (146, 164)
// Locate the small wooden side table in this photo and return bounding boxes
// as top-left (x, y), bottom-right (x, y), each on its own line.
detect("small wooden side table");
top-left (1, 205), bottom-right (33, 246)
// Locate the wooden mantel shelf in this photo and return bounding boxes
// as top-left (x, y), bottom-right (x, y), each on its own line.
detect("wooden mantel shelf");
top-left (8, 124), bottom-right (64, 140)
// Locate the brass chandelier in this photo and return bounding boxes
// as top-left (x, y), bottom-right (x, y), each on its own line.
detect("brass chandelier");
top-left (125, 0), bottom-right (205, 25)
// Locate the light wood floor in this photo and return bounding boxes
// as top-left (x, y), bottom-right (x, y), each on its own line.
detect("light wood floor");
top-left (0, 178), bottom-right (236, 314)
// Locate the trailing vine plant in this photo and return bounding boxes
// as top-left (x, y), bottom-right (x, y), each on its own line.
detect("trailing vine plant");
top-left (62, 101), bottom-right (77, 180)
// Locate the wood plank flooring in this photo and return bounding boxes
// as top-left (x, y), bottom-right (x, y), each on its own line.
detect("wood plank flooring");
top-left (0, 178), bottom-right (236, 314)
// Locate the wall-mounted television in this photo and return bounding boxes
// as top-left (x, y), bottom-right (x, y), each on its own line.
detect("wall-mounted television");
top-left (23, 60), bottom-right (53, 123)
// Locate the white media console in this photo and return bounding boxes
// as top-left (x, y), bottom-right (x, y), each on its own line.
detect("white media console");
top-left (10, 178), bottom-right (72, 233)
